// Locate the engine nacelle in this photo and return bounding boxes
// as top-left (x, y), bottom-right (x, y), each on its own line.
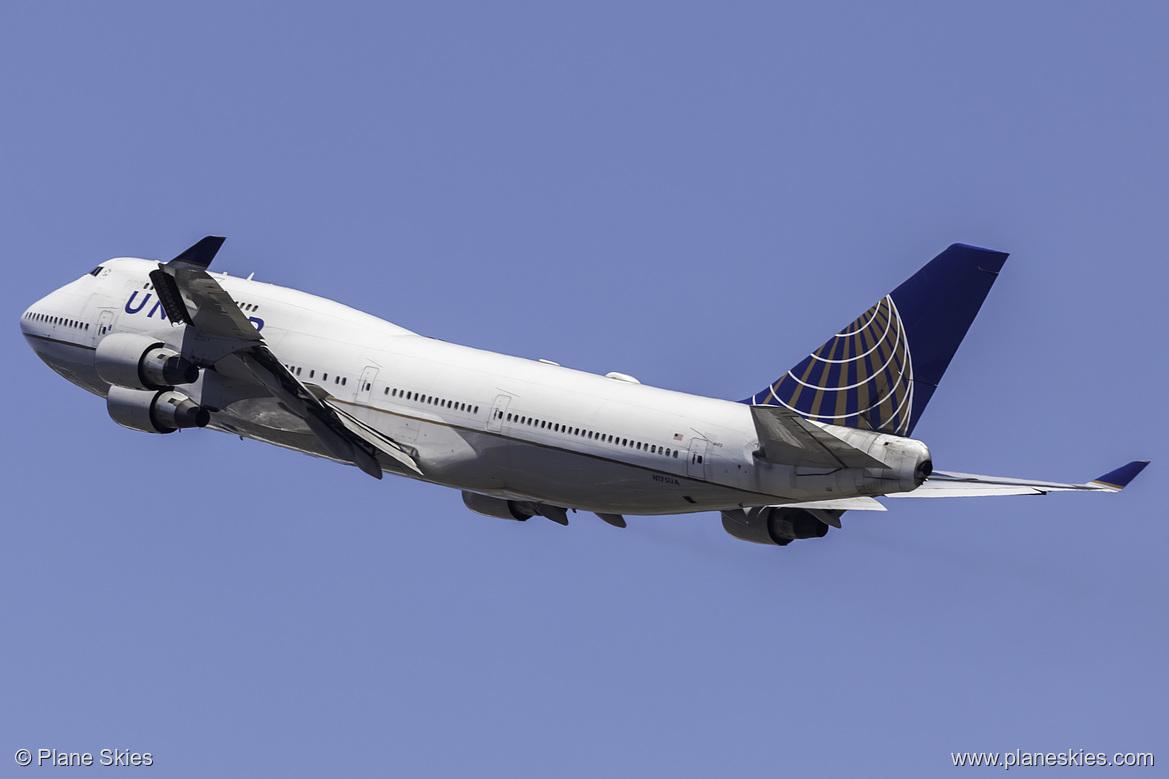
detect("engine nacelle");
top-left (95, 332), bottom-right (199, 391)
top-left (721, 506), bottom-right (834, 546)
top-left (106, 385), bottom-right (210, 434)
top-left (462, 491), bottom-right (535, 521)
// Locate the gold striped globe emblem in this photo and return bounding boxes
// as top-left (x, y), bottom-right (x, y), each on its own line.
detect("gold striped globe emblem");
top-left (763, 295), bottom-right (914, 435)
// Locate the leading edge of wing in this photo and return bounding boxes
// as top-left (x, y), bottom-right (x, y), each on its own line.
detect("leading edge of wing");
top-left (886, 461), bottom-right (1149, 498)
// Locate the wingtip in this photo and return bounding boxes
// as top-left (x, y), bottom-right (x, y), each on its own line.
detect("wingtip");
top-left (1088, 460), bottom-right (1150, 490)
top-left (169, 235), bottom-right (226, 270)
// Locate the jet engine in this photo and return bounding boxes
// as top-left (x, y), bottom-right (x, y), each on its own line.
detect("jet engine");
top-left (106, 385), bottom-right (210, 434)
top-left (462, 491), bottom-right (536, 521)
top-left (95, 332), bottom-right (199, 391)
top-left (721, 506), bottom-right (835, 546)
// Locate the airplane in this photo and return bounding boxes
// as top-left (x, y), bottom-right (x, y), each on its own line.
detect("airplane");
top-left (20, 237), bottom-right (1147, 546)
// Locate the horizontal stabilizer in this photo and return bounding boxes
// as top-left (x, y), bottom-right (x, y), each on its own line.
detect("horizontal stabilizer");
top-left (888, 460), bottom-right (1150, 498)
top-left (750, 405), bottom-right (886, 469)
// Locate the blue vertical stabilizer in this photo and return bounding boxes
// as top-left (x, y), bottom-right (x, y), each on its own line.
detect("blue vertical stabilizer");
top-left (741, 244), bottom-right (1009, 436)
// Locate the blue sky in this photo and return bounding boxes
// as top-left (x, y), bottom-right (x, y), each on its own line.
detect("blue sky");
top-left (2, 2), bottom-right (1165, 776)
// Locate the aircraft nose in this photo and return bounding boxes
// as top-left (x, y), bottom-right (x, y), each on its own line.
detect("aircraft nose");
top-left (20, 292), bottom-right (51, 337)
top-left (20, 287), bottom-right (68, 344)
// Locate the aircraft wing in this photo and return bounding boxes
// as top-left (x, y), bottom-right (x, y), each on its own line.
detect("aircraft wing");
top-left (781, 496), bottom-right (887, 512)
top-left (750, 405), bottom-right (887, 469)
top-left (149, 237), bottom-right (421, 479)
top-left (886, 461), bottom-right (1149, 498)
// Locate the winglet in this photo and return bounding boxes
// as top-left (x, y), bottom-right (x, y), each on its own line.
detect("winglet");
top-left (169, 236), bottom-right (226, 270)
top-left (1087, 461), bottom-right (1150, 491)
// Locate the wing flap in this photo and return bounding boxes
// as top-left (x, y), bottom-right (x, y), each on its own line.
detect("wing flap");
top-left (324, 399), bottom-right (423, 476)
top-left (172, 267), bottom-right (263, 342)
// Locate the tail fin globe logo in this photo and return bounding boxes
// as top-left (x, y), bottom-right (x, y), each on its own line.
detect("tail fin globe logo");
top-left (749, 295), bottom-right (913, 436)
top-left (741, 243), bottom-right (1009, 438)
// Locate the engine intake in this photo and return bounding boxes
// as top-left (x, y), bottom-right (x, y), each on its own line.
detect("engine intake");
top-left (107, 385), bottom-right (210, 434)
top-left (95, 332), bottom-right (198, 390)
top-left (721, 506), bottom-right (834, 546)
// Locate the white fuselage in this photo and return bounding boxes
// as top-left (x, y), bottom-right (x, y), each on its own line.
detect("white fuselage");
top-left (22, 258), bottom-right (914, 515)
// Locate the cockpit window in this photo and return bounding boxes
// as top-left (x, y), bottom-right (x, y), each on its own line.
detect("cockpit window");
top-left (89, 266), bottom-right (103, 277)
